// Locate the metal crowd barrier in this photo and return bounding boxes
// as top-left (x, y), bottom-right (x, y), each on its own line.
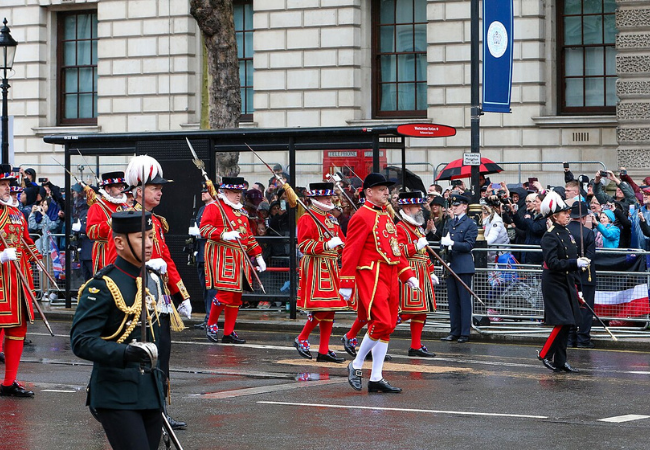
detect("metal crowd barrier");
top-left (452, 245), bottom-right (650, 339)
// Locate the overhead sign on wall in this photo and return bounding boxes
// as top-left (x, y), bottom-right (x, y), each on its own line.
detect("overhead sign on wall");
top-left (482, 0), bottom-right (514, 113)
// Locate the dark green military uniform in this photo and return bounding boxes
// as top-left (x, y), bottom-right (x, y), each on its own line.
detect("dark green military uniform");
top-left (71, 256), bottom-right (164, 410)
top-left (71, 210), bottom-right (164, 450)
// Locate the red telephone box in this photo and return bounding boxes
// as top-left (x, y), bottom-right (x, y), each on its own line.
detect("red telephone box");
top-left (323, 149), bottom-right (387, 183)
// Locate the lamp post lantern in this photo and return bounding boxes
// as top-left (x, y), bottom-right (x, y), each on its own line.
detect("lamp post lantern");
top-left (0, 18), bottom-right (18, 165)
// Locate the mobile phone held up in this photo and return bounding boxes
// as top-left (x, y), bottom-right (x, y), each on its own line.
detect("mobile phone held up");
top-left (599, 170), bottom-right (608, 177)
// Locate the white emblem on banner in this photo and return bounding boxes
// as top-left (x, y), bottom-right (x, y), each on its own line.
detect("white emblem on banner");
top-left (487, 21), bottom-right (508, 58)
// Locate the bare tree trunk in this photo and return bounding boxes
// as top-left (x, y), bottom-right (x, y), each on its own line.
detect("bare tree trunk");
top-left (190, 0), bottom-right (241, 177)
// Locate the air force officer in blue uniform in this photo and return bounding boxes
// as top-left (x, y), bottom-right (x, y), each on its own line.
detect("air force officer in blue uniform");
top-left (440, 193), bottom-right (478, 343)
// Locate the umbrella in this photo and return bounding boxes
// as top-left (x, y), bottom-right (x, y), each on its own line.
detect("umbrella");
top-left (383, 166), bottom-right (426, 192)
top-left (435, 157), bottom-right (503, 181)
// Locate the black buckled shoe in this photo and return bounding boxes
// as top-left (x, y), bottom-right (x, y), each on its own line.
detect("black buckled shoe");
top-left (317, 350), bottom-right (345, 363)
top-left (0, 381), bottom-right (34, 398)
top-left (440, 335), bottom-right (459, 341)
top-left (577, 341), bottom-right (595, 349)
top-left (206, 324), bottom-right (219, 343)
top-left (341, 335), bottom-right (358, 357)
top-left (294, 338), bottom-right (312, 359)
top-left (368, 378), bottom-right (402, 393)
top-left (365, 352), bottom-right (392, 361)
top-left (537, 351), bottom-right (561, 373)
top-left (167, 415), bottom-right (187, 430)
top-left (0, 351), bottom-right (4, 363)
top-left (347, 362), bottom-right (363, 391)
top-left (408, 345), bottom-right (436, 357)
top-left (562, 362), bottom-right (579, 373)
top-left (457, 336), bottom-right (470, 343)
top-left (222, 332), bottom-right (246, 344)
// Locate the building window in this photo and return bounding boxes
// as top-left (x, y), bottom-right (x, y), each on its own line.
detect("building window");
top-left (558, 0), bottom-right (617, 114)
top-left (57, 11), bottom-right (98, 125)
top-left (235, 0), bottom-right (254, 121)
top-left (372, 0), bottom-right (427, 118)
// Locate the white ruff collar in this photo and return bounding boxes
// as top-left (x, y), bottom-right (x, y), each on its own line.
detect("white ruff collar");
top-left (0, 196), bottom-right (13, 207)
top-left (99, 188), bottom-right (128, 204)
top-left (311, 199), bottom-right (334, 211)
top-left (218, 192), bottom-right (243, 210)
top-left (399, 209), bottom-right (423, 226)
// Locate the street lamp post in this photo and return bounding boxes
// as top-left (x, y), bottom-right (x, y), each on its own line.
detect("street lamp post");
top-left (0, 18), bottom-right (18, 165)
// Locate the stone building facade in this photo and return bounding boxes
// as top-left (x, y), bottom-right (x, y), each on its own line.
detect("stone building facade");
top-left (2, 0), bottom-right (642, 188)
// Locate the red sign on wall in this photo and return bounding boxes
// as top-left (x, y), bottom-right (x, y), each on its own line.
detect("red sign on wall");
top-left (396, 123), bottom-right (456, 138)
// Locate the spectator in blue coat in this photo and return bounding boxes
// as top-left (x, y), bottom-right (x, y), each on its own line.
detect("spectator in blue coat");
top-left (595, 209), bottom-right (620, 248)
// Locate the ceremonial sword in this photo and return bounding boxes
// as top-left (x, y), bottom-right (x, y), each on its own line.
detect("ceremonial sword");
top-left (135, 164), bottom-right (184, 450)
top-left (576, 200), bottom-right (617, 341)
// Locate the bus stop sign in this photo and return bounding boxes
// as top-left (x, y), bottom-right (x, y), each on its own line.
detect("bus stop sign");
top-left (396, 123), bottom-right (456, 138)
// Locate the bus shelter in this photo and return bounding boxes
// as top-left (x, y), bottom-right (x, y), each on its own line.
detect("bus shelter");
top-left (44, 123), bottom-right (455, 315)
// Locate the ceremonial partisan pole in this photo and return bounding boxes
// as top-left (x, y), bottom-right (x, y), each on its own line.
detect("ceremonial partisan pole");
top-left (185, 138), bottom-right (266, 293)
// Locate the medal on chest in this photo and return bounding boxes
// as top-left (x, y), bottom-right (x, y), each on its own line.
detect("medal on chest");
top-left (390, 237), bottom-right (401, 256)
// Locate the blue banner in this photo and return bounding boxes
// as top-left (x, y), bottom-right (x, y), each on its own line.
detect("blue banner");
top-left (482, 0), bottom-right (514, 113)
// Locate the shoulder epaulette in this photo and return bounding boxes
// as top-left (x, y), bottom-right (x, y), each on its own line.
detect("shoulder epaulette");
top-left (93, 264), bottom-right (115, 280)
top-left (155, 214), bottom-right (170, 233)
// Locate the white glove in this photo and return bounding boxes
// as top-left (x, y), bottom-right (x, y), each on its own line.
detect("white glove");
top-left (177, 299), bottom-right (192, 319)
top-left (577, 257), bottom-right (590, 268)
top-left (222, 230), bottom-right (241, 241)
top-left (0, 248), bottom-right (17, 264)
top-left (146, 258), bottom-right (167, 274)
top-left (71, 219), bottom-right (82, 232)
top-left (577, 291), bottom-right (586, 305)
top-left (416, 237), bottom-right (429, 250)
top-left (339, 288), bottom-right (352, 301)
top-left (430, 273), bottom-right (440, 285)
top-left (406, 277), bottom-right (420, 290)
top-left (188, 225), bottom-right (201, 237)
top-left (256, 255), bottom-right (266, 272)
top-left (440, 234), bottom-right (454, 247)
top-left (326, 236), bottom-right (344, 250)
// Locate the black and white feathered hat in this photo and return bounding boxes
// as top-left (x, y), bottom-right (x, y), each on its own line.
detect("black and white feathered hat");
top-left (125, 155), bottom-right (172, 187)
top-left (540, 191), bottom-right (570, 217)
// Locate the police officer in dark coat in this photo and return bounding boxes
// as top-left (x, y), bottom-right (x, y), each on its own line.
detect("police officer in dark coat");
top-left (71, 211), bottom-right (165, 450)
top-left (566, 201), bottom-right (597, 349)
top-left (537, 192), bottom-right (590, 373)
top-left (440, 193), bottom-right (478, 343)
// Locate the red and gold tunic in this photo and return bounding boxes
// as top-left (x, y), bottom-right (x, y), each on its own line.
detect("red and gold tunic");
top-left (397, 220), bottom-right (436, 313)
top-left (199, 199), bottom-right (262, 292)
top-left (87, 198), bottom-right (127, 272)
top-left (104, 205), bottom-right (190, 300)
top-left (340, 202), bottom-right (415, 337)
top-left (296, 207), bottom-right (348, 311)
top-left (0, 204), bottom-right (40, 327)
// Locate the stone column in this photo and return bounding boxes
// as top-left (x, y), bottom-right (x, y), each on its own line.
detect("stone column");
top-left (616, 0), bottom-right (650, 175)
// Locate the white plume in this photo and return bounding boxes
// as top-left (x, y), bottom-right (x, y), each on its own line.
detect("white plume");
top-left (540, 191), bottom-right (568, 217)
top-left (124, 155), bottom-right (163, 187)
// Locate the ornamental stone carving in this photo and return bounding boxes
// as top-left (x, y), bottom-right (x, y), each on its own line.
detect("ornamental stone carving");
top-left (617, 8), bottom-right (650, 29)
top-left (617, 102), bottom-right (650, 120)
top-left (617, 127), bottom-right (650, 143)
top-left (617, 55), bottom-right (650, 74)
top-left (617, 80), bottom-right (650, 96)
top-left (619, 148), bottom-right (650, 168)
top-left (616, 33), bottom-right (650, 49)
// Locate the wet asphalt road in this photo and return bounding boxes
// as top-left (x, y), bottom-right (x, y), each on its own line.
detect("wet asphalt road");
top-left (3, 318), bottom-right (650, 450)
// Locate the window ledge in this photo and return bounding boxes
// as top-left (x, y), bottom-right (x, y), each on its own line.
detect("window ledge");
top-left (347, 118), bottom-right (433, 126)
top-left (532, 115), bottom-right (617, 128)
top-left (33, 125), bottom-right (101, 137)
